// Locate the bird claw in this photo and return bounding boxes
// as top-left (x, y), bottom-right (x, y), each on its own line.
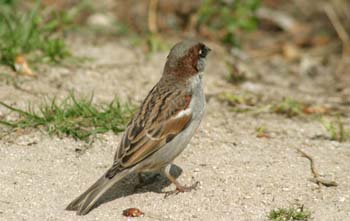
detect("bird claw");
top-left (164, 181), bottom-right (199, 198)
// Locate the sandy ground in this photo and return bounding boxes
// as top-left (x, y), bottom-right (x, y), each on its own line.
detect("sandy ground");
top-left (1, 38), bottom-right (350, 221)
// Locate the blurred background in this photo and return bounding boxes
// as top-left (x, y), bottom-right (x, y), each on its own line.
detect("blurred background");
top-left (1, 0), bottom-right (349, 69)
top-left (0, 0), bottom-right (349, 68)
top-left (1, 1), bottom-right (350, 220)
top-left (0, 0), bottom-right (349, 140)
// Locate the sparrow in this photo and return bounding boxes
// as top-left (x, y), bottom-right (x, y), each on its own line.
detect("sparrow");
top-left (66, 39), bottom-right (211, 215)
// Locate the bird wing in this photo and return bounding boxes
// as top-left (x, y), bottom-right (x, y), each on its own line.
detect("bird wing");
top-left (105, 85), bottom-right (192, 178)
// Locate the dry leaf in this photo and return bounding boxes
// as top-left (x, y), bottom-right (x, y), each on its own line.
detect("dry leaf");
top-left (15, 55), bottom-right (36, 77)
top-left (282, 43), bottom-right (301, 61)
top-left (294, 34), bottom-right (331, 48)
top-left (311, 35), bottom-right (331, 47)
top-left (303, 106), bottom-right (328, 114)
top-left (122, 208), bottom-right (145, 217)
top-left (257, 133), bottom-right (271, 138)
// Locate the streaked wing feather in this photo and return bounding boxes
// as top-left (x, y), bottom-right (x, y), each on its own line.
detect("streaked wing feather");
top-left (121, 113), bottom-right (192, 167)
top-left (106, 87), bottom-right (192, 179)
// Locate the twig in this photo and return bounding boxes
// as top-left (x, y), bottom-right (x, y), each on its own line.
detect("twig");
top-left (297, 148), bottom-right (337, 187)
top-left (324, 4), bottom-right (350, 76)
top-left (13, 81), bottom-right (38, 95)
top-left (148, 0), bottom-right (158, 33)
top-left (257, 7), bottom-right (295, 32)
top-left (0, 200), bottom-right (10, 204)
top-left (324, 4), bottom-right (350, 53)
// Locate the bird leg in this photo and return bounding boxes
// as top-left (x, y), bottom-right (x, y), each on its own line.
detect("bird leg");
top-left (163, 164), bottom-right (199, 198)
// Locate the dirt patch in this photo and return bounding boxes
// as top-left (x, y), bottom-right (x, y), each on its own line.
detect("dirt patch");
top-left (0, 36), bottom-right (349, 221)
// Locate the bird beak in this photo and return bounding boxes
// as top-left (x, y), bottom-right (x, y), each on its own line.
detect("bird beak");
top-left (206, 46), bottom-right (212, 52)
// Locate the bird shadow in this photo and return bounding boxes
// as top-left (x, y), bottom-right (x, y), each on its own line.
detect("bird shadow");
top-left (94, 164), bottom-right (183, 209)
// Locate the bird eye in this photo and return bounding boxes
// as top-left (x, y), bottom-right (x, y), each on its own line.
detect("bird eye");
top-left (199, 47), bottom-right (208, 58)
top-left (198, 45), bottom-right (211, 59)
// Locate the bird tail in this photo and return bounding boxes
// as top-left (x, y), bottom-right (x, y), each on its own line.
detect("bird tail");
top-left (65, 169), bottom-right (130, 215)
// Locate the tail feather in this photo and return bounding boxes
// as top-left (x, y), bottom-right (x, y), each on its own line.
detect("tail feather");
top-left (66, 169), bottom-right (130, 215)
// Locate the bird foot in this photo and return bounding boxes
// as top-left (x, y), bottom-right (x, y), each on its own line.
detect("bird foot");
top-left (164, 181), bottom-right (199, 198)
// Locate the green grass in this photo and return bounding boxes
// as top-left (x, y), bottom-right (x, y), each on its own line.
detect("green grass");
top-left (0, 94), bottom-right (135, 141)
top-left (217, 93), bottom-right (337, 119)
top-left (0, 1), bottom-right (87, 69)
top-left (273, 98), bottom-right (303, 117)
top-left (225, 61), bottom-right (247, 84)
top-left (321, 116), bottom-right (348, 142)
top-left (146, 33), bottom-right (170, 54)
top-left (198, 0), bottom-right (260, 46)
top-left (268, 206), bottom-right (311, 221)
top-left (255, 125), bottom-right (271, 138)
top-left (0, 0), bottom-right (16, 6)
top-left (218, 92), bottom-right (258, 106)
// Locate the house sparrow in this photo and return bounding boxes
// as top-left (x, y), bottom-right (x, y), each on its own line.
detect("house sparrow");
top-left (66, 39), bottom-right (211, 215)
